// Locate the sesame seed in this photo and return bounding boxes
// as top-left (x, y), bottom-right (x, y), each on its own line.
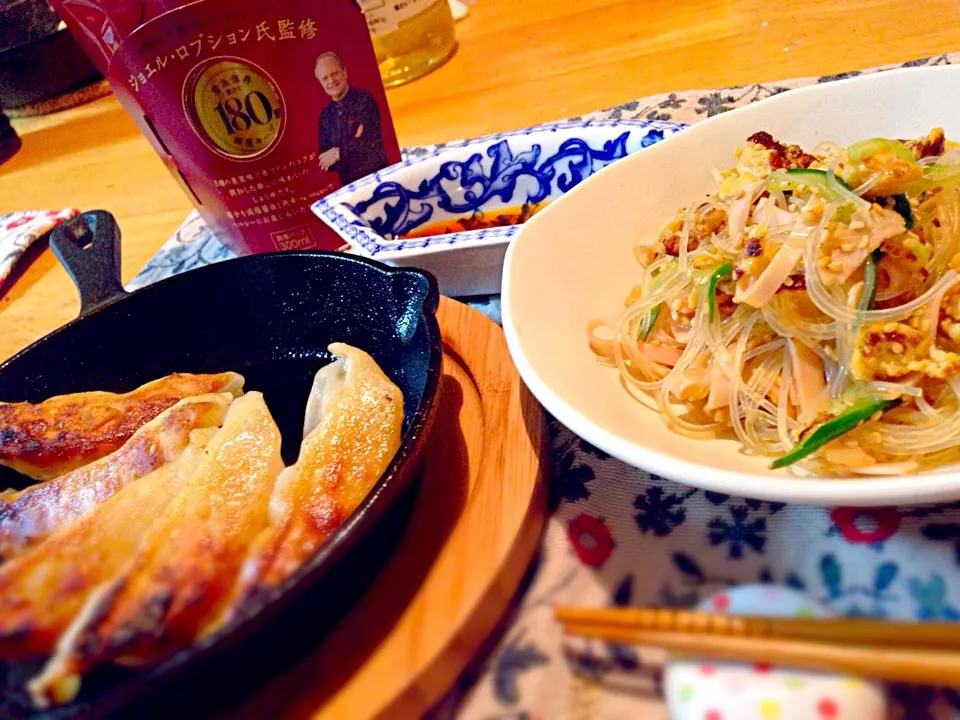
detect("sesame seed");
top-left (890, 342), bottom-right (905, 355)
top-left (828, 261), bottom-right (844, 273)
top-left (840, 242), bottom-right (856, 253)
top-left (858, 238), bottom-right (869, 249)
top-left (870, 410), bottom-right (884, 422)
top-left (883, 323), bottom-right (899, 333)
top-left (818, 256), bottom-right (830, 267)
top-left (849, 220), bottom-right (865, 230)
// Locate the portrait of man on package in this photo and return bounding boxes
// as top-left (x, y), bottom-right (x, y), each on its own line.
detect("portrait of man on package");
top-left (315, 51), bottom-right (389, 186)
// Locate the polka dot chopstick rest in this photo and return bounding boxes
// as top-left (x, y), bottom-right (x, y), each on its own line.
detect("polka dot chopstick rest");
top-left (662, 586), bottom-right (886, 720)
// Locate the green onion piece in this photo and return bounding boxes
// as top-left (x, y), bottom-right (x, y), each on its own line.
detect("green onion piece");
top-left (857, 251), bottom-right (880, 313)
top-left (847, 137), bottom-right (916, 164)
top-left (639, 304), bottom-right (661, 341)
top-left (765, 168), bottom-right (860, 206)
top-left (834, 205), bottom-right (856, 224)
top-left (769, 397), bottom-right (900, 469)
top-left (891, 193), bottom-right (915, 229)
top-left (706, 261), bottom-right (733, 323)
top-left (637, 261), bottom-right (676, 340)
top-left (904, 233), bottom-right (930, 267)
top-left (825, 171), bottom-right (868, 208)
top-left (766, 168), bottom-right (825, 194)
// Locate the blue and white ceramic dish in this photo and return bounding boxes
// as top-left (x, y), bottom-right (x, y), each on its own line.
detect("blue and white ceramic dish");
top-left (311, 118), bottom-right (685, 296)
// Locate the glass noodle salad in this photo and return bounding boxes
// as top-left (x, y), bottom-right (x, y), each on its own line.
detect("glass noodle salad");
top-left (587, 128), bottom-right (960, 476)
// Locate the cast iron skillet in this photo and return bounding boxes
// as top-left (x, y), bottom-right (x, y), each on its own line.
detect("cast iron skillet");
top-left (0, 211), bottom-right (442, 719)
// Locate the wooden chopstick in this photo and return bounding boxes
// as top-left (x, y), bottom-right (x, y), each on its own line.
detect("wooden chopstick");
top-left (560, 622), bottom-right (960, 686)
top-left (555, 606), bottom-right (960, 649)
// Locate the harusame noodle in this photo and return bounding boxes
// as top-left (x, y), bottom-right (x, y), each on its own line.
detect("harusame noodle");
top-left (587, 128), bottom-right (960, 476)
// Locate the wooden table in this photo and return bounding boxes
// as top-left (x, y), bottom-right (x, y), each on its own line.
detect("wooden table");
top-left (2, 0), bottom-right (959, 356)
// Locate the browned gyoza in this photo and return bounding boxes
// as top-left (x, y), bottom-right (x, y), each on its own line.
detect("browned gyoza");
top-left (221, 343), bottom-right (403, 617)
top-left (5, 346), bottom-right (404, 709)
top-left (29, 391), bottom-right (283, 707)
top-left (0, 372), bottom-right (244, 481)
top-left (0, 393), bottom-right (236, 558)
top-left (0, 425), bottom-right (221, 658)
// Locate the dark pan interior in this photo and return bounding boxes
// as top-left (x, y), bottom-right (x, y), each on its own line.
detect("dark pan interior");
top-left (0, 251), bottom-right (442, 718)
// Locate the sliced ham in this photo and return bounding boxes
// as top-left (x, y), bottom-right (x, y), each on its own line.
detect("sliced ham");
top-left (704, 364), bottom-right (731, 412)
top-left (752, 197), bottom-right (794, 229)
top-left (673, 365), bottom-right (710, 401)
top-left (586, 320), bottom-right (615, 357)
top-left (639, 342), bottom-right (683, 367)
top-left (787, 338), bottom-right (828, 422)
top-left (727, 181), bottom-right (765, 240)
top-left (735, 245), bottom-right (803, 308)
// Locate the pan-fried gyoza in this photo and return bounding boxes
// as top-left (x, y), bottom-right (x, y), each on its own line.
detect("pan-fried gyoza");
top-left (221, 344), bottom-right (403, 619)
top-left (30, 392), bottom-right (284, 706)
top-left (0, 372), bottom-right (243, 481)
top-left (0, 346), bottom-right (403, 708)
top-left (0, 393), bottom-right (236, 558)
top-left (0, 426), bottom-right (219, 658)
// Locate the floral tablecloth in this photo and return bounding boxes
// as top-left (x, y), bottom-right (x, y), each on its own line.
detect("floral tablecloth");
top-left (95, 52), bottom-right (960, 720)
top-left (0, 209), bottom-right (77, 291)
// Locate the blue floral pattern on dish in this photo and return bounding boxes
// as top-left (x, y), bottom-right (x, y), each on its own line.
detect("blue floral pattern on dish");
top-left (311, 118), bottom-right (684, 256)
top-left (350, 131), bottom-right (655, 239)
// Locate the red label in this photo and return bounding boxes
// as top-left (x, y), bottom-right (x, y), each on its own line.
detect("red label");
top-left (96, 0), bottom-right (399, 254)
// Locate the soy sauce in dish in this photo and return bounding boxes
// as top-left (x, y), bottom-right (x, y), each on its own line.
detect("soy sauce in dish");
top-left (401, 200), bottom-right (547, 238)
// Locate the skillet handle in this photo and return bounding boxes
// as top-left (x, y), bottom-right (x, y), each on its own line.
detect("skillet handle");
top-left (391, 267), bottom-right (439, 343)
top-left (50, 210), bottom-right (129, 318)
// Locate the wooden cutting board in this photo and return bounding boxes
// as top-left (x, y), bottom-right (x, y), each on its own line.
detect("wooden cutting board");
top-left (233, 296), bottom-right (549, 720)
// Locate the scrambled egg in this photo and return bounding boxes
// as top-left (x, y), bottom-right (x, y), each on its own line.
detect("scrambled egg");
top-left (656, 206), bottom-right (727, 256)
top-left (939, 284), bottom-right (960, 344)
top-left (853, 315), bottom-right (960, 381)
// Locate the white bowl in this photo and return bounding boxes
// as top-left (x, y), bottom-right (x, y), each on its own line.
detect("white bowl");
top-left (311, 119), bottom-right (683, 296)
top-left (503, 65), bottom-right (960, 506)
